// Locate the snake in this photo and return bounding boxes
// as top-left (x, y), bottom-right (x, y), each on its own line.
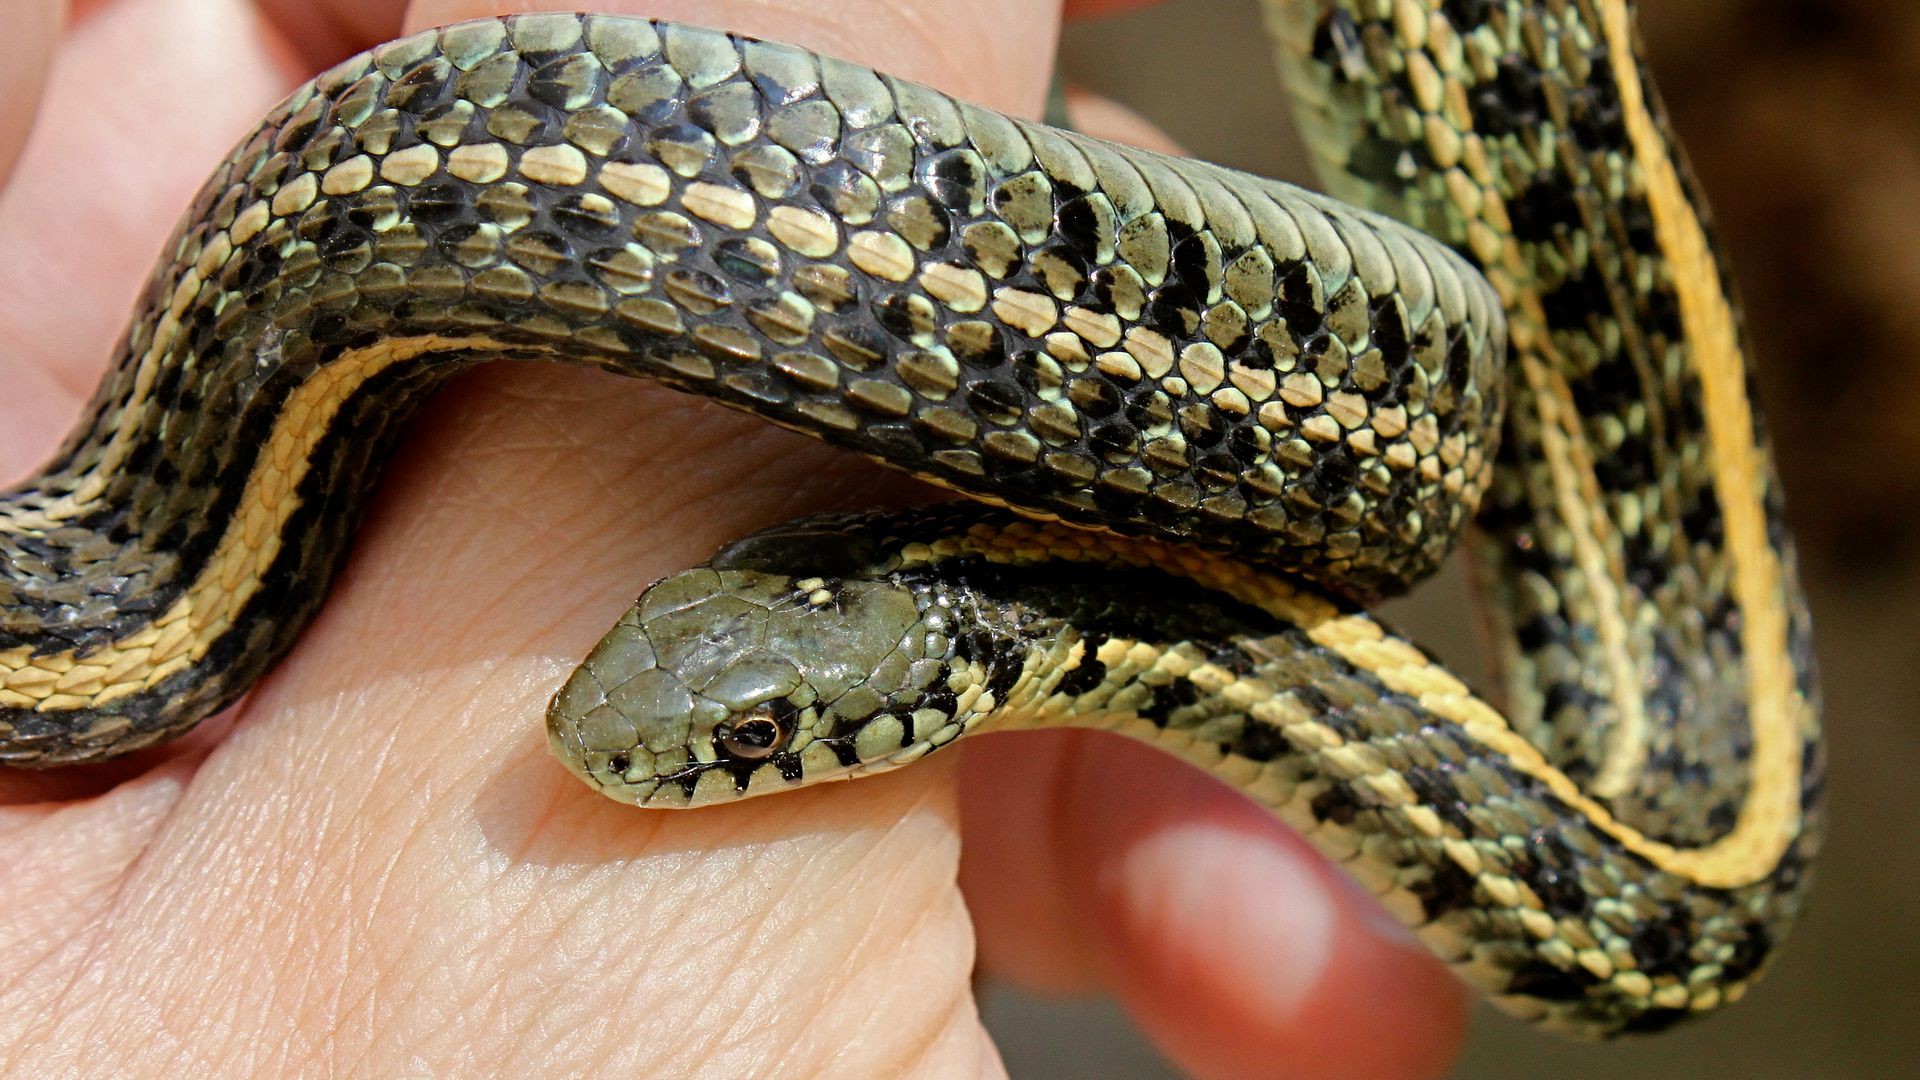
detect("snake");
top-left (0, 1), bottom-right (1819, 1040)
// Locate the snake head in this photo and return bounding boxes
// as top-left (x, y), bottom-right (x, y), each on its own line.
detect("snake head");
top-left (545, 517), bottom-right (971, 807)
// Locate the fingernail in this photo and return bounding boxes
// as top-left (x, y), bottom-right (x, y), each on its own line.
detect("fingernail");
top-left (1118, 821), bottom-right (1335, 1018)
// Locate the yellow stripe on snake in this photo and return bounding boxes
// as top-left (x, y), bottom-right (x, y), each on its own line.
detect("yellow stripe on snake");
top-left (0, 1), bottom-right (1820, 1038)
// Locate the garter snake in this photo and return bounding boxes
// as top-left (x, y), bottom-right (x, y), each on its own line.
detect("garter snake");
top-left (0, 2), bottom-right (1820, 1039)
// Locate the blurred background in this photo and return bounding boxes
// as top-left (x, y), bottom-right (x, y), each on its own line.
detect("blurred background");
top-left (981, 0), bottom-right (1920, 1075)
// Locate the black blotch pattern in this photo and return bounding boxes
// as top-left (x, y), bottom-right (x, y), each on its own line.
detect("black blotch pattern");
top-left (1275, 262), bottom-right (1324, 334)
top-left (1620, 1008), bottom-right (1691, 1035)
top-left (1054, 654), bottom-right (1109, 698)
top-left (1506, 959), bottom-right (1602, 1002)
top-left (1229, 718), bottom-right (1289, 762)
top-left (1310, 781), bottom-right (1361, 826)
top-left (1719, 923), bottom-right (1773, 984)
top-left (1513, 835), bottom-right (1592, 918)
top-left (1411, 858), bottom-right (1480, 920)
top-left (1508, 177), bottom-right (1583, 244)
top-left (1138, 678), bottom-right (1199, 726)
top-left (1629, 911), bottom-right (1694, 976)
top-left (1404, 764), bottom-right (1475, 833)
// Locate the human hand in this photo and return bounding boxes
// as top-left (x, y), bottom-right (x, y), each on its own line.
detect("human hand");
top-left (0, 1), bottom-right (1466, 1075)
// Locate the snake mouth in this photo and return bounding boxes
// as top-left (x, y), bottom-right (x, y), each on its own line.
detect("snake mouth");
top-left (548, 695), bottom-right (944, 809)
top-left (576, 752), bottom-right (827, 808)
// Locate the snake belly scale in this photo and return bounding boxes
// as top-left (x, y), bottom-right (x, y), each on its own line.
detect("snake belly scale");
top-left (0, 2), bottom-right (1819, 1040)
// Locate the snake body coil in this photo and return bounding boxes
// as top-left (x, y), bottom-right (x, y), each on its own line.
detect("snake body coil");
top-left (0, 3), bottom-right (1819, 1039)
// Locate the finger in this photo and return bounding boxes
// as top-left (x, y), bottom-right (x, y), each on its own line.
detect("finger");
top-left (251, 0), bottom-right (407, 68)
top-left (0, 0), bottom-right (64, 184)
top-left (0, 0), bottom-right (69, 495)
top-left (1060, 85), bottom-right (1186, 154)
top-left (0, 0), bottom-right (299, 412)
top-left (405, 0), bottom-right (1055, 116)
top-left (1064, 0), bottom-right (1168, 19)
top-left (963, 733), bottom-right (1470, 1080)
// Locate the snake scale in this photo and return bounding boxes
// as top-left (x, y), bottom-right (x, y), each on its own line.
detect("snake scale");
top-left (0, 1), bottom-right (1819, 1039)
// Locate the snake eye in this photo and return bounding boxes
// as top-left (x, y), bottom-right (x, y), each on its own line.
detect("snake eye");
top-left (718, 712), bottom-right (787, 760)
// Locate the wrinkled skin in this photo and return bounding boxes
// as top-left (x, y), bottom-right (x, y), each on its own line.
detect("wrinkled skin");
top-left (0, 1), bottom-right (1467, 1077)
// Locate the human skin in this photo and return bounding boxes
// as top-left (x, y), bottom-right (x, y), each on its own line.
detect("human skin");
top-left (0, 0), bottom-right (1469, 1076)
